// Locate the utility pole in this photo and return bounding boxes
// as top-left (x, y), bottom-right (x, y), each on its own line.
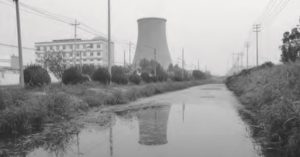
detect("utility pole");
top-left (253, 24), bottom-right (261, 66)
top-left (182, 48), bottom-right (185, 79)
top-left (107, 0), bottom-right (112, 79)
top-left (129, 42), bottom-right (132, 65)
top-left (71, 20), bottom-right (80, 67)
top-left (154, 48), bottom-right (157, 77)
top-left (240, 52), bottom-right (244, 71)
top-left (123, 50), bottom-right (126, 67)
top-left (13, 0), bottom-right (24, 87)
top-left (233, 53), bottom-right (242, 71)
top-left (245, 42), bottom-right (250, 68)
top-left (198, 59), bottom-right (200, 70)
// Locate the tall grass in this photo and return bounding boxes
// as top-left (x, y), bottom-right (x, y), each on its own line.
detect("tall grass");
top-left (0, 89), bottom-right (87, 136)
top-left (0, 80), bottom-right (210, 137)
top-left (226, 63), bottom-right (300, 156)
top-left (80, 81), bottom-right (208, 107)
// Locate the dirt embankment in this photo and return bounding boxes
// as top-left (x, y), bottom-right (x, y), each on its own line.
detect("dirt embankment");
top-left (226, 62), bottom-right (300, 157)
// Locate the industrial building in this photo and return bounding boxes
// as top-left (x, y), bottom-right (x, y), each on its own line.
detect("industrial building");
top-left (134, 17), bottom-right (172, 69)
top-left (35, 36), bottom-right (114, 67)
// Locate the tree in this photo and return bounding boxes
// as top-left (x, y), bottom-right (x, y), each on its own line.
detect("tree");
top-left (62, 67), bottom-right (89, 85)
top-left (82, 64), bottom-right (96, 77)
top-left (280, 27), bottom-right (300, 63)
top-left (139, 59), bottom-right (168, 82)
top-left (168, 64), bottom-right (189, 81)
top-left (37, 51), bottom-right (67, 80)
top-left (92, 67), bottom-right (111, 85)
top-left (192, 70), bottom-right (206, 80)
top-left (111, 66), bottom-right (129, 84)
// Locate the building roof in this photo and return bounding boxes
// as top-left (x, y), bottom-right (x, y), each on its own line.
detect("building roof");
top-left (35, 36), bottom-right (111, 45)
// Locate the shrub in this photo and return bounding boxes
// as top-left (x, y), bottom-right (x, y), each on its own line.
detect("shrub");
top-left (171, 70), bottom-right (184, 81)
top-left (82, 64), bottom-right (96, 77)
top-left (0, 95), bottom-right (45, 136)
top-left (141, 72), bottom-right (152, 83)
top-left (62, 67), bottom-right (88, 85)
top-left (156, 64), bottom-right (168, 82)
top-left (42, 93), bottom-right (73, 121)
top-left (111, 66), bottom-right (128, 85)
top-left (225, 63), bottom-right (300, 156)
top-left (129, 73), bottom-right (142, 84)
top-left (24, 64), bottom-right (51, 87)
top-left (0, 88), bottom-right (28, 111)
top-left (0, 92), bottom-right (86, 136)
top-left (92, 67), bottom-right (111, 85)
top-left (192, 70), bottom-right (206, 80)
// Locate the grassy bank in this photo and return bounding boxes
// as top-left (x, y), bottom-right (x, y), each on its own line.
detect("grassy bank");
top-left (0, 80), bottom-right (213, 137)
top-left (226, 63), bottom-right (300, 157)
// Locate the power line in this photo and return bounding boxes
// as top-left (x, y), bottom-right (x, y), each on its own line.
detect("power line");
top-left (0, 42), bottom-right (35, 51)
top-left (1, 0), bottom-right (106, 38)
top-left (266, 0), bottom-right (291, 24)
top-left (256, 0), bottom-right (278, 23)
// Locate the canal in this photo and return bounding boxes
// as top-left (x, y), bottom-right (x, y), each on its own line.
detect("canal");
top-left (16, 84), bottom-right (261, 157)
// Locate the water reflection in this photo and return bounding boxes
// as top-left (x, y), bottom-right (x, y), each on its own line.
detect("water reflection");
top-left (136, 105), bottom-right (171, 145)
top-left (109, 123), bottom-right (114, 157)
top-left (182, 103), bottom-right (185, 123)
top-left (0, 84), bottom-right (265, 157)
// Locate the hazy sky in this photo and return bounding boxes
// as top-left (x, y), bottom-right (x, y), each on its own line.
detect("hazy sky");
top-left (1, 0), bottom-right (300, 75)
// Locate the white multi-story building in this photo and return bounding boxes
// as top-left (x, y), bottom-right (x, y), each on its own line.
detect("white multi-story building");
top-left (35, 36), bottom-right (114, 67)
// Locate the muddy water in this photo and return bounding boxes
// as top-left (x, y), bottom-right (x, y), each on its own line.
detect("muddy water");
top-left (27, 84), bottom-right (261, 157)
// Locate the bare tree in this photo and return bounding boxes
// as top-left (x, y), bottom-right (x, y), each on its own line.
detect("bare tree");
top-left (37, 51), bottom-right (67, 80)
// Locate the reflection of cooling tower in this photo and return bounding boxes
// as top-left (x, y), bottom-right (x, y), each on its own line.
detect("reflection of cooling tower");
top-left (134, 18), bottom-right (172, 69)
top-left (137, 105), bottom-right (171, 145)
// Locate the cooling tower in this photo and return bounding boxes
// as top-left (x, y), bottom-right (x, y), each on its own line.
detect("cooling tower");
top-left (133, 18), bottom-right (172, 69)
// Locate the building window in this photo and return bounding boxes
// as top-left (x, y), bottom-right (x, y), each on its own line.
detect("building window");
top-left (97, 52), bottom-right (101, 56)
top-left (90, 52), bottom-right (93, 56)
top-left (97, 44), bottom-right (101, 48)
top-left (76, 44), bottom-right (79, 49)
top-left (62, 52), bottom-right (66, 57)
top-left (90, 44), bottom-right (94, 49)
top-left (50, 46), bottom-right (53, 50)
top-left (77, 52), bottom-right (80, 57)
top-left (63, 45), bottom-right (66, 49)
top-left (36, 46), bottom-right (40, 51)
top-left (69, 45), bottom-right (73, 49)
top-left (90, 59), bottom-right (94, 61)
top-left (70, 52), bottom-right (73, 57)
top-left (83, 59), bottom-right (87, 61)
top-left (56, 45), bottom-right (60, 50)
top-left (97, 59), bottom-right (101, 61)
top-left (83, 52), bottom-right (87, 56)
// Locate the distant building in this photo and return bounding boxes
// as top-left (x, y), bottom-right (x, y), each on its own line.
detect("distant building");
top-left (35, 36), bottom-right (114, 67)
top-left (0, 55), bottom-right (19, 70)
top-left (0, 55), bottom-right (20, 85)
top-left (10, 55), bottom-right (19, 69)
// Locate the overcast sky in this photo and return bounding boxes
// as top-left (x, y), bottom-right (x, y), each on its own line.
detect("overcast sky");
top-left (1, 0), bottom-right (300, 75)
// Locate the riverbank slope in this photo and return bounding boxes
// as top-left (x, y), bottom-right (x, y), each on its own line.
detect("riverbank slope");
top-left (226, 62), bottom-right (300, 157)
top-left (0, 79), bottom-right (217, 137)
